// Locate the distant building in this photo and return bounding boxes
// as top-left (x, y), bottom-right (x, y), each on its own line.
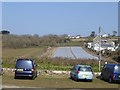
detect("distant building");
top-left (102, 34), bottom-right (108, 37)
top-left (75, 35), bottom-right (81, 39)
top-left (87, 42), bottom-right (94, 49)
top-left (87, 35), bottom-right (116, 52)
top-left (71, 36), bottom-right (75, 39)
top-left (93, 43), bottom-right (116, 51)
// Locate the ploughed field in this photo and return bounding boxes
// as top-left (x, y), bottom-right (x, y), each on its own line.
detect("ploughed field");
top-left (52, 47), bottom-right (98, 60)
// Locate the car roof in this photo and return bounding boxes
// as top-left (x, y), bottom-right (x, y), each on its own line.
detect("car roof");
top-left (17, 58), bottom-right (34, 61)
top-left (105, 63), bottom-right (120, 66)
top-left (75, 65), bottom-right (91, 67)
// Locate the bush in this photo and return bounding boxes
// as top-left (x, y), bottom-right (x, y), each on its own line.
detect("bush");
top-left (2, 34), bottom-right (70, 49)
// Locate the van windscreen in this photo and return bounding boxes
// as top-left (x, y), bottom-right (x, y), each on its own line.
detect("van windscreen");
top-left (16, 60), bottom-right (33, 68)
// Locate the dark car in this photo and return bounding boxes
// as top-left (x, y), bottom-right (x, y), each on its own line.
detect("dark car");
top-left (100, 63), bottom-right (120, 83)
top-left (14, 59), bottom-right (37, 80)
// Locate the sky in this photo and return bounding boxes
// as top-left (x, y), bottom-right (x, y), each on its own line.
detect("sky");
top-left (2, 2), bottom-right (118, 36)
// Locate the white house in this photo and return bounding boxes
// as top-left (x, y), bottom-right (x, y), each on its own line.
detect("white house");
top-left (75, 35), bottom-right (81, 39)
top-left (87, 38), bottom-right (116, 52)
top-left (102, 34), bottom-right (108, 37)
top-left (89, 34), bottom-right (116, 52)
top-left (93, 43), bottom-right (116, 52)
top-left (87, 42), bottom-right (94, 49)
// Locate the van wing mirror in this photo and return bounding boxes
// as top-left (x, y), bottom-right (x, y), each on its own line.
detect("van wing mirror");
top-left (36, 64), bottom-right (39, 67)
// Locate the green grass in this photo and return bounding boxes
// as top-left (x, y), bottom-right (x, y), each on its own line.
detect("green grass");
top-left (38, 64), bottom-right (72, 71)
top-left (2, 72), bottom-right (119, 88)
top-left (64, 41), bottom-right (80, 46)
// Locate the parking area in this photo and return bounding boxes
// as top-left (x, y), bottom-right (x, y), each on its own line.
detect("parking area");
top-left (2, 71), bottom-right (119, 89)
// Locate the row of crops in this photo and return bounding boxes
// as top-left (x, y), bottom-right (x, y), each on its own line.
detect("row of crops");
top-left (52, 46), bottom-right (98, 60)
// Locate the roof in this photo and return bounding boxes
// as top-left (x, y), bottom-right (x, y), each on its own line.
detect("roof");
top-left (105, 63), bottom-right (120, 66)
top-left (76, 65), bottom-right (91, 67)
top-left (17, 58), bottom-right (34, 61)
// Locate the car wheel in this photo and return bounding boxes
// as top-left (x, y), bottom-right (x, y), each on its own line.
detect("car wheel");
top-left (70, 74), bottom-right (73, 79)
top-left (74, 75), bottom-right (78, 81)
top-left (14, 76), bottom-right (17, 79)
top-left (31, 75), bottom-right (35, 80)
top-left (109, 77), bottom-right (113, 83)
top-left (89, 79), bottom-right (93, 82)
top-left (100, 74), bottom-right (104, 80)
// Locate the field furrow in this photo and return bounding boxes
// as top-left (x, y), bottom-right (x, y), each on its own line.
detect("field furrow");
top-left (52, 46), bottom-right (98, 60)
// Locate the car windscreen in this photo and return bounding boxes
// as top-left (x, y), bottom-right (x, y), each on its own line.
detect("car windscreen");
top-left (16, 60), bottom-right (33, 69)
top-left (114, 65), bottom-right (120, 73)
top-left (79, 67), bottom-right (92, 72)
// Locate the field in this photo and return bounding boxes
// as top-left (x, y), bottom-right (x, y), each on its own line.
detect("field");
top-left (2, 47), bottom-right (120, 89)
top-left (2, 47), bottom-right (46, 68)
top-left (52, 47), bottom-right (98, 60)
top-left (2, 47), bottom-right (46, 58)
top-left (2, 47), bottom-right (103, 71)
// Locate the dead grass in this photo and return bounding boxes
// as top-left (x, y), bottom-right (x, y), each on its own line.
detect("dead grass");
top-left (2, 48), bottom-right (45, 58)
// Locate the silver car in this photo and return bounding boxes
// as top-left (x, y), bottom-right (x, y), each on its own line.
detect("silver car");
top-left (70, 65), bottom-right (94, 82)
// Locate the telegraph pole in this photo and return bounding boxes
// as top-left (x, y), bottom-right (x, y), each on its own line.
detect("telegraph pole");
top-left (99, 26), bottom-right (101, 71)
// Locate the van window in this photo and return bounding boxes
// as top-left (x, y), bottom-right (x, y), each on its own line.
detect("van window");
top-left (16, 60), bottom-right (33, 69)
top-left (114, 65), bottom-right (120, 73)
top-left (79, 67), bottom-right (92, 72)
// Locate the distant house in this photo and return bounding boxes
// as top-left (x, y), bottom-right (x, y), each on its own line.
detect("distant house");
top-left (87, 38), bottom-right (116, 52)
top-left (102, 34), bottom-right (108, 37)
top-left (93, 43), bottom-right (116, 52)
top-left (75, 35), bottom-right (81, 39)
top-left (87, 42), bottom-right (94, 49)
top-left (71, 36), bottom-right (75, 39)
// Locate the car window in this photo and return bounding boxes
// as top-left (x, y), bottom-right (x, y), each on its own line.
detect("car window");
top-left (16, 60), bottom-right (33, 69)
top-left (72, 66), bottom-right (76, 70)
top-left (79, 67), bottom-right (92, 72)
top-left (114, 65), bottom-right (120, 73)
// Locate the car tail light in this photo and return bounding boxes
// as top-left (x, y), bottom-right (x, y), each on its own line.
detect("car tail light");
top-left (31, 69), bottom-right (34, 72)
top-left (14, 69), bottom-right (16, 72)
top-left (113, 74), bottom-right (117, 79)
top-left (77, 71), bottom-right (80, 74)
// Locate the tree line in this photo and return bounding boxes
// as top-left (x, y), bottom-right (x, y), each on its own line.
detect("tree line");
top-left (90, 30), bottom-right (118, 37)
top-left (2, 34), bottom-right (70, 49)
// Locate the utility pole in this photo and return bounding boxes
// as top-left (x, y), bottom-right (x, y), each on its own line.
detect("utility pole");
top-left (99, 26), bottom-right (101, 71)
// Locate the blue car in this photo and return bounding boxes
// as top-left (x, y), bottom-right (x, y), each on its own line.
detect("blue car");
top-left (100, 63), bottom-right (120, 83)
top-left (70, 65), bottom-right (94, 82)
top-left (14, 59), bottom-right (37, 80)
